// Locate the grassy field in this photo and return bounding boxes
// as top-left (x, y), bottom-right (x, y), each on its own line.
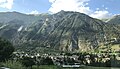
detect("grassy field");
top-left (32, 65), bottom-right (120, 69)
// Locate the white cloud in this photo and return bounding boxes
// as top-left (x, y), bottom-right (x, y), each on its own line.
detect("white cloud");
top-left (48, 0), bottom-right (112, 19)
top-left (105, 7), bottom-right (108, 10)
top-left (28, 10), bottom-right (40, 14)
top-left (0, 0), bottom-right (14, 9)
top-left (96, 8), bottom-right (100, 10)
top-left (49, 0), bottom-right (91, 14)
top-left (0, 0), bottom-right (6, 3)
top-left (90, 10), bottom-right (112, 19)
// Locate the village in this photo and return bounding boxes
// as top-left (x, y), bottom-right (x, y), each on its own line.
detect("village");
top-left (11, 51), bottom-right (120, 68)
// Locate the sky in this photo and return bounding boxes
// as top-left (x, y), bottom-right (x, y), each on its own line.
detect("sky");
top-left (0, 0), bottom-right (120, 19)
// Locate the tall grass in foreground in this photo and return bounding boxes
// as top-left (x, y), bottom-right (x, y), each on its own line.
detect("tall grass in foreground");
top-left (1, 60), bottom-right (26, 69)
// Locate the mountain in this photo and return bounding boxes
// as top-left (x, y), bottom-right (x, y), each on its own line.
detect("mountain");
top-left (0, 11), bottom-right (120, 53)
top-left (106, 15), bottom-right (120, 40)
top-left (40, 11), bottom-right (107, 52)
top-left (107, 15), bottom-right (120, 24)
top-left (0, 11), bottom-right (49, 25)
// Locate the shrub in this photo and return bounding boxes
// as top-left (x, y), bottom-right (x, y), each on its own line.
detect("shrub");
top-left (20, 56), bottom-right (35, 67)
top-left (1, 60), bottom-right (26, 69)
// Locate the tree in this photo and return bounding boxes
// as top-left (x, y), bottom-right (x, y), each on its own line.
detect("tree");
top-left (40, 57), bottom-right (54, 65)
top-left (0, 38), bottom-right (14, 61)
top-left (21, 56), bottom-right (35, 68)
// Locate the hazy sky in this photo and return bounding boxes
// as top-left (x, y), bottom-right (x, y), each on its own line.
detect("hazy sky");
top-left (0, 0), bottom-right (119, 19)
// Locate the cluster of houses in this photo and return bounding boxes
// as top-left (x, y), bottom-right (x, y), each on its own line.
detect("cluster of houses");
top-left (11, 51), bottom-right (120, 67)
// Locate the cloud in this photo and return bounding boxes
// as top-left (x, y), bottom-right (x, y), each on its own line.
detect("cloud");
top-left (49, 0), bottom-right (91, 14)
top-left (48, 0), bottom-right (112, 19)
top-left (90, 10), bottom-right (112, 19)
top-left (0, 0), bottom-right (6, 3)
top-left (28, 10), bottom-right (40, 14)
top-left (0, 0), bottom-right (14, 9)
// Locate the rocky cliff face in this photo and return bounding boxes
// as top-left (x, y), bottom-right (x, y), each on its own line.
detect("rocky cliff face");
top-left (0, 11), bottom-right (120, 52)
